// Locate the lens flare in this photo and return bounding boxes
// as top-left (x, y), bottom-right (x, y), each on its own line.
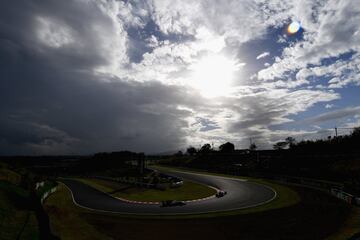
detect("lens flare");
top-left (287, 21), bottom-right (301, 34)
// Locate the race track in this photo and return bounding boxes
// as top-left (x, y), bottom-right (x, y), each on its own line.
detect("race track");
top-left (60, 170), bottom-right (276, 215)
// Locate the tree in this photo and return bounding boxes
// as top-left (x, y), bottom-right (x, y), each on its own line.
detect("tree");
top-left (249, 143), bottom-right (257, 151)
top-left (175, 150), bottom-right (183, 157)
top-left (273, 141), bottom-right (288, 150)
top-left (219, 142), bottom-right (235, 152)
top-left (186, 146), bottom-right (197, 156)
top-left (199, 143), bottom-right (212, 154)
top-left (351, 127), bottom-right (360, 138)
top-left (285, 137), bottom-right (296, 148)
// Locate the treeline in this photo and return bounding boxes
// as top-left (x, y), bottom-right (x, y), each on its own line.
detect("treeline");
top-left (160, 127), bottom-right (360, 192)
top-left (273, 127), bottom-right (360, 153)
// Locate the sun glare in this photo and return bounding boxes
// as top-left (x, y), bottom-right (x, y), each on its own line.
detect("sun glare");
top-left (189, 54), bottom-right (240, 98)
top-left (287, 21), bottom-right (301, 34)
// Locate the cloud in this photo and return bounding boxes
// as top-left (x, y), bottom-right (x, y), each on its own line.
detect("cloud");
top-left (301, 106), bottom-right (360, 125)
top-left (258, 0), bottom-right (360, 85)
top-left (256, 52), bottom-right (270, 60)
top-left (0, 0), bottom-right (359, 154)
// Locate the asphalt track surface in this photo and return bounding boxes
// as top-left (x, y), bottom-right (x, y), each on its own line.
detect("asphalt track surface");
top-left (61, 170), bottom-right (276, 215)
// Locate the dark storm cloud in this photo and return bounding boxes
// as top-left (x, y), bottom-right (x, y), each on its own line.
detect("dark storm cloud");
top-left (0, 0), bottom-right (202, 155)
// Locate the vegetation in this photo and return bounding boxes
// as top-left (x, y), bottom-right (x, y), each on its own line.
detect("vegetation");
top-left (157, 127), bottom-right (360, 197)
top-left (0, 180), bottom-right (39, 240)
top-left (44, 183), bottom-right (110, 240)
top-left (152, 165), bottom-right (300, 216)
top-left (77, 178), bottom-right (217, 202)
top-left (43, 168), bottom-right (353, 240)
top-left (219, 142), bottom-right (235, 152)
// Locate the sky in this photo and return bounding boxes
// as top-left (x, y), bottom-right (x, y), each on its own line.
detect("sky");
top-left (1, 0), bottom-right (360, 155)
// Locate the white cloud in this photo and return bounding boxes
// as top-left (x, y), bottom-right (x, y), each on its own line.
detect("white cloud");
top-left (258, 0), bottom-right (360, 83)
top-left (36, 16), bottom-right (74, 48)
top-left (325, 104), bottom-right (334, 109)
top-left (256, 52), bottom-right (270, 60)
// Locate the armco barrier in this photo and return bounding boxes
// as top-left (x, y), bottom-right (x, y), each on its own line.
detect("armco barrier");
top-left (35, 181), bottom-right (45, 190)
top-left (269, 175), bottom-right (359, 206)
top-left (330, 188), bottom-right (354, 204)
top-left (40, 186), bottom-right (58, 204)
top-left (36, 182), bottom-right (58, 204)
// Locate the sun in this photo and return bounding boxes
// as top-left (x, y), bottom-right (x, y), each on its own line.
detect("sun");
top-left (189, 54), bottom-right (240, 98)
top-left (287, 21), bottom-right (301, 34)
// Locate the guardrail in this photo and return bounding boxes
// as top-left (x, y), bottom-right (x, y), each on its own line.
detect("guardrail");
top-left (35, 181), bottom-right (58, 204)
top-left (268, 176), bottom-right (360, 206)
top-left (40, 186), bottom-right (58, 204)
top-left (330, 188), bottom-right (360, 205)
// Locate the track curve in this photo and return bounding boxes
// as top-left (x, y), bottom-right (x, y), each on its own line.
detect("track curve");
top-left (60, 170), bottom-right (276, 215)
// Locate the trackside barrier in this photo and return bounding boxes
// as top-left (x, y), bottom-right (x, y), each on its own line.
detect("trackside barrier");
top-left (91, 173), bottom-right (183, 190)
top-left (266, 175), bottom-right (360, 206)
top-left (35, 181), bottom-right (45, 190)
top-left (330, 188), bottom-right (355, 204)
top-left (35, 181), bottom-right (58, 204)
top-left (91, 175), bottom-right (161, 189)
top-left (40, 186), bottom-right (58, 204)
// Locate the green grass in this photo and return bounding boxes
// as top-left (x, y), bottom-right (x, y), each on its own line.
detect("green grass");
top-left (74, 166), bottom-right (300, 219)
top-left (74, 178), bottom-right (118, 194)
top-left (44, 168), bottom-right (355, 239)
top-left (146, 165), bottom-right (301, 217)
top-left (77, 178), bottom-right (217, 202)
top-left (0, 180), bottom-right (39, 240)
top-left (0, 168), bottom-right (21, 185)
top-left (150, 165), bottom-right (360, 238)
top-left (44, 183), bottom-right (111, 240)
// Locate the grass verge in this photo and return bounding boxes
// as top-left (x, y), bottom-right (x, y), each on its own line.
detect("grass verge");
top-left (43, 183), bottom-right (110, 240)
top-left (152, 165), bottom-right (360, 238)
top-left (147, 165), bottom-right (300, 217)
top-left (77, 178), bottom-right (216, 202)
top-left (0, 180), bottom-right (39, 240)
top-left (45, 169), bottom-right (353, 239)
top-left (70, 165), bottom-right (299, 219)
